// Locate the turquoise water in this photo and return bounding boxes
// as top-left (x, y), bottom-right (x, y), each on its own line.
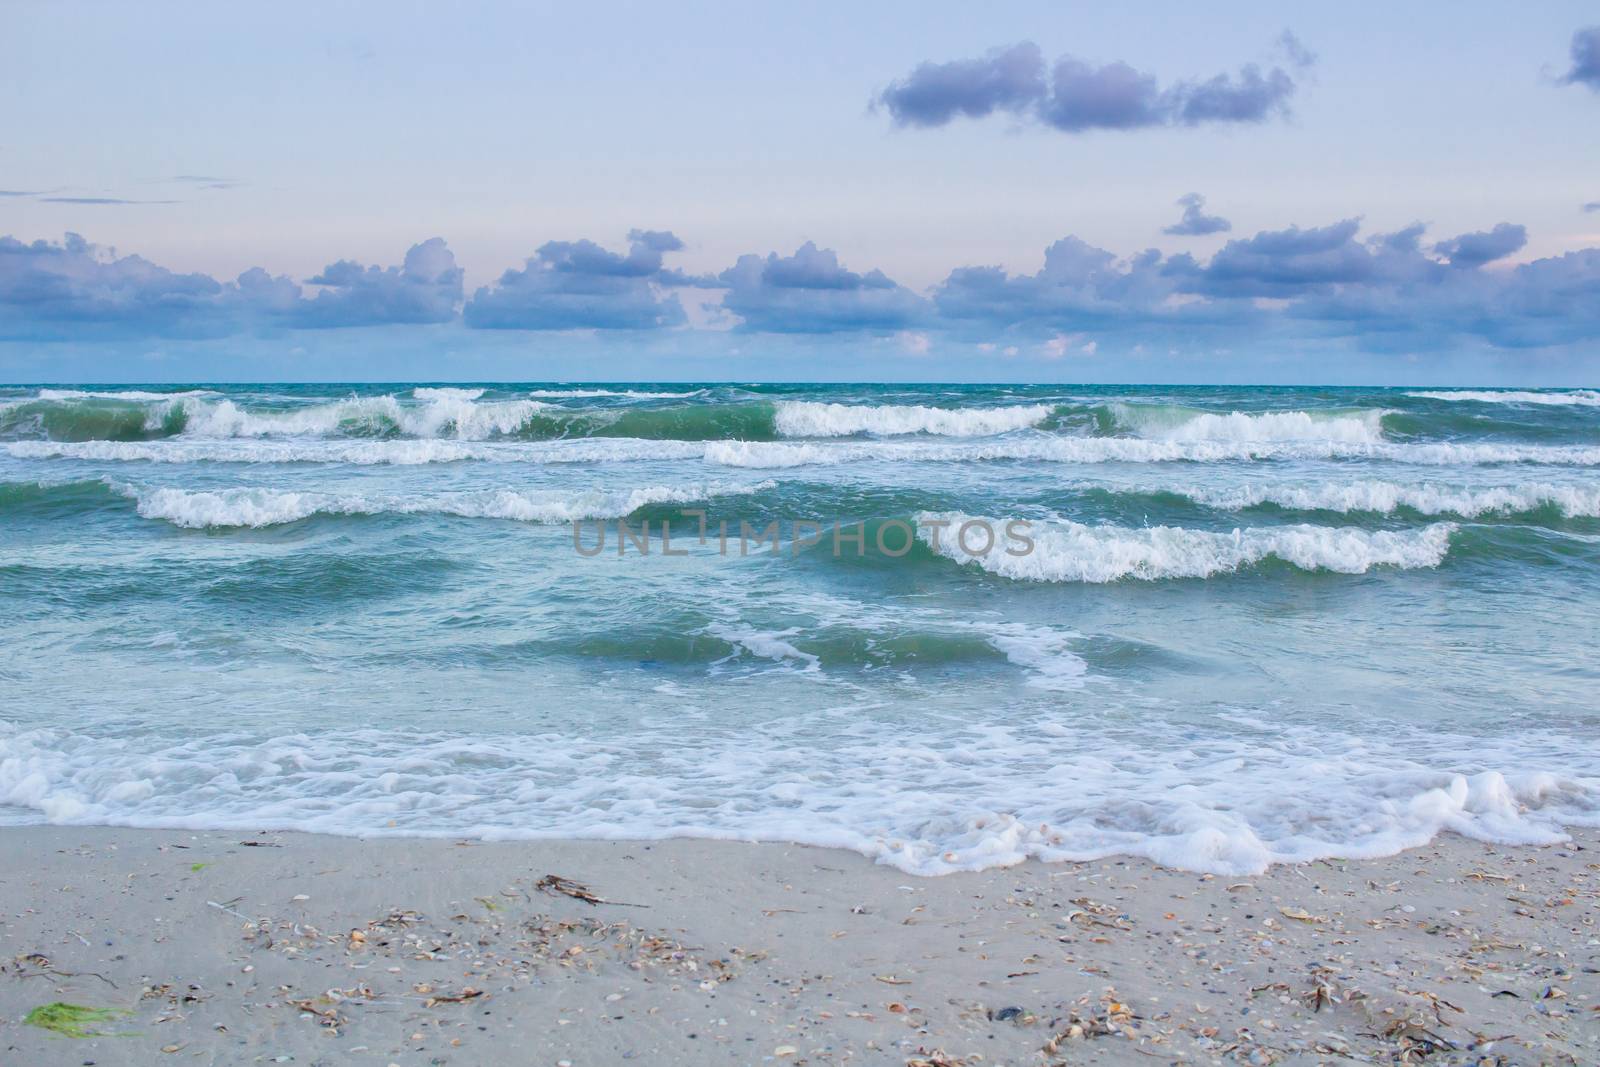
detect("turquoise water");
top-left (1, 382), bottom-right (1597, 874)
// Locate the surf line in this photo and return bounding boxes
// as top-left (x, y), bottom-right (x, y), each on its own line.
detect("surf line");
top-left (572, 514), bottom-right (1036, 559)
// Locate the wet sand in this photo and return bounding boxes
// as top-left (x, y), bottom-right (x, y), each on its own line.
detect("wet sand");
top-left (1, 827), bottom-right (1595, 1065)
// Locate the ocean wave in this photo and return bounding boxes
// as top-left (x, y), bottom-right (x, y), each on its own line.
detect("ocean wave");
top-left (4, 438), bottom-right (708, 465)
top-left (183, 394), bottom-right (553, 439)
top-left (34, 389), bottom-right (220, 401)
top-left (521, 388), bottom-right (706, 399)
top-left (1110, 404), bottom-right (1389, 443)
top-left (917, 511), bottom-right (1456, 582)
top-left (702, 437), bottom-right (1600, 469)
top-left (1407, 389), bottom-right (1600, 407)
top-left (773, 400), bottom-right (1053, 437)
top-left (1187, 480), bottom-right (1600, 518)
top-left (14, 435), bottom-right (1600, 468)
top-left (121, 480), bottom-right (774, 528)
top-left (1, 717), bottom-right (1593, 875)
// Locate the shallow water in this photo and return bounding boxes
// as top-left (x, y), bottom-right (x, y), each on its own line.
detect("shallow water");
top-left (1, 382), bottom-right (1597, 874)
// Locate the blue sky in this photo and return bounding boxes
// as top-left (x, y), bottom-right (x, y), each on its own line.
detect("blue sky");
top-left (1, 1), bottom-right (1598, 383)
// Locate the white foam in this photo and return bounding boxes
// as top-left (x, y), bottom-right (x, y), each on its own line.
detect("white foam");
top-left (774, 401), bottom-right (1052, 437)
top-left (1407, 389), bottom-right (1600, 407)
top-left (1114, 405), bottom-right (1389, 443)
top-left (180, 394), bottom-right (551, 440)
top-left (702, 437), bottom-right (1600, 469)
top-left (12, 435), bottom-right (1600, 468)
top-left (705, 624), bottom-right (821, 673)
top-left (412, 387), bottom-right (485, 401)
top-left (5, 438), bottom-right (707, 465)
top-left (119, 480), bottom-right (774, 528)
top-left (0, 716), bottom-right (1593, 876)
top-left (973, 623), bottom-right (1088, 691)
top-left (918, 512), bottom-right (1456, 582)
top-left (1188, 480), bottom-right (1600, 518)
top-left (34, 388), bottom-right (220, 401)
top-left (521, 388), bottom-right (705, 399)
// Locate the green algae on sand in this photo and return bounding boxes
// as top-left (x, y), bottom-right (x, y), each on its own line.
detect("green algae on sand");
top-left (23, 1002), bottom-right (132, 1038)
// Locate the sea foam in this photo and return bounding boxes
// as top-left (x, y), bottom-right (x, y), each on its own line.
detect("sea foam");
top-left (773, 400), bottom-right (1052, 437)
top-left (1407, 389), bottom-right (1600, 407)
top-left (121, 480), bottom-right (774, 528)
top-left (1186, 480), bottom-right (1600, 518)
top-left (917, 511), bottom-right (1456, 582)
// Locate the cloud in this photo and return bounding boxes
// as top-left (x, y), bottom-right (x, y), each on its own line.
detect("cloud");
top-left (933, 217), bottom-right (1600, 353)
top-left (296, 238), bottom-right (463, 327)
top-left (0, 233), bottom-right (460, 338)
top-left (464, 230), bottom-right (695, 330)
top-left (717, 242), bottom-right (928, 333)
top-left (3, 216), bottom-right (1598, 358)
top-left (1562, 26), bottom-right (1600, 90)
top-left (36, 196), bottom-right (180, 205)
top-left (1163, 193), bottom-right (1232, 236)
top-left (874, 43), bottom-right (1045, 127)
top-left (935, 236), bottom-right (1173, 331)
top-left (877, 38), bottom-right (1308, 133)
top-left (1432, 223), bottom-right (1527, 269)
top-left (0, 233), bottom-right (233, 339)
top-left (1585, 201), bottom-right (1600, 213)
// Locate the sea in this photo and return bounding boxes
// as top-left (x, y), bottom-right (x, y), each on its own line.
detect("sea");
top-left (1, 382), bottom-right (1597, 875)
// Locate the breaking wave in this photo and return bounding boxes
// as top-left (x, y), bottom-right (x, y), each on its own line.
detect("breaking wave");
top-left (917, 511), bottom-right (1456, 582)
top-left (772, 400), bottom-right (1053, 437)
top-left (1407, 389), bottom-right (1600, 407)
top-left (1185, 480), bottom-right (1600, 518)
top-left (124, 480), bottom-right (774, 528)
top-left (13, 435), bottom-right (1600, 467)
top-left (1109, 404), bottom-right (1390, 443)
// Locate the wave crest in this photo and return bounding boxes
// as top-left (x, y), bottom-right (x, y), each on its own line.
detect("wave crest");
top-left (773, 400), bottom-right (1053, 437)
top-left (918, 511), bottom-right (1456, 582)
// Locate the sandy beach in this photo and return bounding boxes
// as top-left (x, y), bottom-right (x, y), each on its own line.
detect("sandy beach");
top-left (0, 828), bottom-right (1593, 1066)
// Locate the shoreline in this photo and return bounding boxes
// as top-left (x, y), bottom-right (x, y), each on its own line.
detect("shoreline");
top-left (1, 827), bottom-right (1594, 1065)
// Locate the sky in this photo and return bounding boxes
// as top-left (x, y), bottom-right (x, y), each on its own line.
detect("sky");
top-left (1, 1), bottom-right (1598, 384)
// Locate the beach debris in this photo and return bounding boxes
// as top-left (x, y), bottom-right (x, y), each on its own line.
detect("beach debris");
top-left (7, 952), bottom-right (117, 988)
top-left (1278, 906), bottom-right (1327, 923)
top-left (875, 974), bottom-right (913, 985)
top-left (424, 986), bottom-right (485, 1007)
top-left (1062, 897), bottom-right (1133, 931)
top-left (906, 1051), bottom-right (977, 1066)
top-left (1042, 991), bottom-right (1139, 1054)
top-left (22, 1002), bottom-right (133, 1038)
top-left (536, 873), bottom-right (644, 907)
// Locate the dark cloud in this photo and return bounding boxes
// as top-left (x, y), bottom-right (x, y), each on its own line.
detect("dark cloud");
top-left (878, 39), bottom-right (1307, 133)
top-left (463, 230), bottom-right (693, 330)
top-left (933, 217), bottom-right (1599, 353)
top-left (935, 236), bottom-right (1172, 331)
top-left (0, 233), bottom-right (461, 338)
top-left (297, 238), bottom-right (463, 327)
top-left (1562, 26), bottom-right (1600, 90)
top-left (1163, 193), bottom-right (1232, 236)
top-left (1433, 223), bottom-right (1527, 269)
top-left (0, 233), bottom-right (234, 339)
top-left (1585, 202), bottom-right (1600, 213)
top-left (875, 43), bottom-right (1045, 127)
top-left (0, 190), bottom-right (41, 198)
top-left (3, 218), bottom-right (1597, 357)
top-left (717, 242), bottom-right (928, 333)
